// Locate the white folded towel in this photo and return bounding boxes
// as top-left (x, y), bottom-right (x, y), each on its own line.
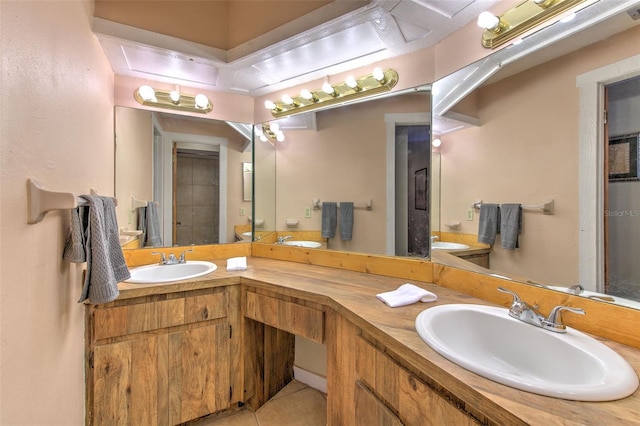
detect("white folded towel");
top-left (226, 256), bottom-right (247, 271)
top-left (376, 283), bottom-right (438, 308)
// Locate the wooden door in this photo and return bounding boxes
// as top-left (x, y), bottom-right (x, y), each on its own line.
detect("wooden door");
top-left (168, 323), bottom-right (231, 424)
top-left (91, 334), bottom-right (168, 426)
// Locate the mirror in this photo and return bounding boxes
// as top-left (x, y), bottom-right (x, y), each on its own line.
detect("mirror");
top-left (114, 106), bottom-right (275, 247)
top-left (257, 88), bottom-right (432, 256)
top-left (431, 1), bottom-right (640, 309)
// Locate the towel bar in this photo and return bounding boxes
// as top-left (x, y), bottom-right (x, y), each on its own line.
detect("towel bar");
top-left (312, 198), bottom-right (373, 211)
top-left (472, 199), bottom-right (554, 215)
top-left (131, 195), bottom-right (148, 209)
top-left (27, 178), bottom-right (118, 224)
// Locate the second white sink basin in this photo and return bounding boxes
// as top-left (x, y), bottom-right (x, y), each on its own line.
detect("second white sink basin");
top-left (282, 240), bottom-right (322, 248)
top-left (126, 261), bottom-right (217, 284)
top-left (416, 304), bottom-right (638, 401)
top-left (432, 242), bottom-right (470, 250)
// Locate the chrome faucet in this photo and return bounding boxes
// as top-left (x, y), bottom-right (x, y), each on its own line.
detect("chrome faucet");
top-left (497, 287), bottom-right (585, 333)
top-left (277, 235), bottom-right (293, 244)
top-left (151, 247), bottom-right (193, 265)
top-left (431, 235), bottom-right (439, 242)
top-left (568, 284), bottom-right (584, 295)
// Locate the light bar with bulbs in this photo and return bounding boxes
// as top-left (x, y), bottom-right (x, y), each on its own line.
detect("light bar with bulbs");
top-left (265, 68), bottom-right (399, 118)
top-left (134, 85), bottom-right (213, 114)
top-left (477, 0), bottom-right (587, 49)
top-left (255, 122), bottom-right (285, 145)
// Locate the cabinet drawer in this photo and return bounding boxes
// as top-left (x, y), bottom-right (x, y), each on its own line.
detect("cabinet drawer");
top-left (244, 291), bottom-right (324, 343)
top-left (356, 336), bottom-right (479, 426)
top-left (94, 291), bottom-right (228, 340)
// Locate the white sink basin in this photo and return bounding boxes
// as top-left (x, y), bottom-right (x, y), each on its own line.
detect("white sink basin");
top-left (126, 261), bottom-right (217, 284)
top-left (416, 304), bottom-right (638, 401)
top-left (432, 241), bottom-right (470, 250)
top-left (282, 240), bottom-right (322, 248)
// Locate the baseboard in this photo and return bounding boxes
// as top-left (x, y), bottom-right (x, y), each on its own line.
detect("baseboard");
top-left (293, 366), bottom-right (327, 394)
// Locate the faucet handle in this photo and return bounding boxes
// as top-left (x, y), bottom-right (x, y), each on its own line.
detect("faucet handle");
top-left (151, 251), bottom-right (167, 263)
top-left (543, 305), bottom-right (585, 333)
top-left (178, 247), bottom-right (194, 262)
top-left (497, 286), bottom-right (522, 305)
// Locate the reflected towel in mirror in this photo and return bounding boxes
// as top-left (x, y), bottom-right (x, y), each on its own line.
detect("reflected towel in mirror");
top-left (478, 203), bottom-right (500, 245)
top-left (500, 203), bottom-right (522, 250)
top-left (321, 202), bottom-right (337, 238)
top-left (339, 202), bottom-right (354, 240)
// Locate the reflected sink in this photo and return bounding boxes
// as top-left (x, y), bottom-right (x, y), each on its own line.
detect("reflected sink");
top-left (416, 304), bottom-right (639, 401)
top-left (282, 241), bottom-right (322, 248)
top-left (126, 261), bottom-right (217, 284)
top-left (432, 242), bottom-right (470, 250)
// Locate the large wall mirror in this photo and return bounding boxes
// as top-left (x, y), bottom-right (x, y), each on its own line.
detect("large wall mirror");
top-left (114, 106), bottom-right (276, 248)
top-left (431, 0), bottom-right (640, 310)
top-left (255, 88), bottom-right (432, 257)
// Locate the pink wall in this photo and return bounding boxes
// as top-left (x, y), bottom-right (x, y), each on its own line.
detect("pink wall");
top-left (0, 1), bottom-right (115, 423)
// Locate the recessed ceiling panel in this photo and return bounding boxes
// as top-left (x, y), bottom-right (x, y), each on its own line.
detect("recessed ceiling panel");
top-left (122, 45), bottom-right (219, 86)
top-left (251, 22), bottom-right (386, 83)
top-left (394, 16), bottom-right (433, 42)
top-left (409, 0), bottom-right (476, 19)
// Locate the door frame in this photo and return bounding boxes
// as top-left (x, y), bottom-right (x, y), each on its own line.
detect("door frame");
top-left (577, 53), bottom-right (640, 292)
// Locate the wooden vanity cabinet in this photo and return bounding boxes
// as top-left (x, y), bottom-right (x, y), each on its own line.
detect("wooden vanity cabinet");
top-left (86, 286), bottom-right (241, 426)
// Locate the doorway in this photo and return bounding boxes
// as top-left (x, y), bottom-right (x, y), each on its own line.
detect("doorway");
top-left (173, 146), bottom-right (220, 246)
top-left (604, 75), bottom-right (640, 300)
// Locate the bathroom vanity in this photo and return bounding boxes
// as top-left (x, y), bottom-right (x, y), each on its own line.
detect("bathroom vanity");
top-left (85, 256), bottom-right (640, 425)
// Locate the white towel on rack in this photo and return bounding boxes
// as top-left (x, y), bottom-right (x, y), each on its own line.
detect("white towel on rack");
top-left (376, 284), bottom-right (438, 308)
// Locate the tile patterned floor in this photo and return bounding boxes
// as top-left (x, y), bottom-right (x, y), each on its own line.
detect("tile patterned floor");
top-left (188, 380), bottom-right (327, 426)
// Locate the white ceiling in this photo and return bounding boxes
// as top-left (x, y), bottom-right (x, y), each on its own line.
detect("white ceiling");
top-left (93, 0), bottom-right (500, 97)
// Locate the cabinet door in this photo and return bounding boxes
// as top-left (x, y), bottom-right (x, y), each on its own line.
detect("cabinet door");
top-left (355, 381), bottom-right (403, 426)
top-left (168, 323), bottom-right (231, 425)
top-left (92, 334), bottom-right (168, 426)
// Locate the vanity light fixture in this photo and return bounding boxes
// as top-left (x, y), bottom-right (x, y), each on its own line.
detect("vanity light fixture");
top-left (264, 68), bottom-right (399, 118)
top-left (134, 85), bottom-right (213, 114)
top-left (257, 122), bottom-right (285, 145)
top-left (478, 0), bottom-right (587, 49)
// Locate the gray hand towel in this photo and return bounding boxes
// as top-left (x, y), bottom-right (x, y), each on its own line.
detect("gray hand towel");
top-left (144, 201), bottom-right (162, 247)
top-left (478, 203), bottom-right (500, 245)
top-left (321, 202), bottom-right (337, 239)
top-left (339, 202), bottom-right (354, 241)
top-left (500, 203), bottom-right (522, 250)
top-left (77, 195), bottom-right (130, 304)
top-left (63, 206), bottom-right (87, 262)
top-left (137, 206), bottom-right (147, 247)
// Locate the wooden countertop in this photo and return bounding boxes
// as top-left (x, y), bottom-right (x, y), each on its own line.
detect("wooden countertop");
top-left (117, 257), bottom-right (640, 425)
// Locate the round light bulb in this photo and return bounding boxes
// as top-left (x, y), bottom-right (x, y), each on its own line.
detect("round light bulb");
top-left (372, 67), bottom-right (385, 82)
top-left (169, 90), bottom-right (180, 103)
top-left (138, 85), bottom-right (156, 101)
top-left (269, 122), bottom-right (280, 133)
top-left (432, 138), bottom-right (442, 148)
top-left (322, 82), bottom-right (335, 95)
top-left (265, 100), bottom-right (276, 110)
top-left (276, 132), bottom-right (285, 142)
top-left (300, 89), bottom-right (314, 100)
top-left (281, 94), bottom-right (294, 105)
top-left (345, 75), bottom-right (358, 88)
top-left (195, 94), bottom-right (209, 109)
top-left (260, 134), bottom-right (268, 142)
top-left (477, 12), bottom-right (500, 31)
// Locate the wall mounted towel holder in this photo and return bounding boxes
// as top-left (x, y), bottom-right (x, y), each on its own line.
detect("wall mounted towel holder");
top-left (472, 199), bottom-right (554, 215)
top-left (27, 178), bottom-right (118, 224)
top-left (312, 198), bottom-right (373, 210)
top-left (131, 196), bottom-right (148, 209)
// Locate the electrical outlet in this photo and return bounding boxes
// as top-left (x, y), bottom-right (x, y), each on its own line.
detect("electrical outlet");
top-left (304, 207), bottom-right (311, 218)
top-left (466, 208), bottom-right (474, 221)
top-left (240, 207), bottom-right (245, 216)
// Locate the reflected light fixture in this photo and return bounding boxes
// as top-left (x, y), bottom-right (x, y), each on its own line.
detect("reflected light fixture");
top-left (257, 122), bottom-right (285, 145)
top-left (134, 85), bottom-right (213, 114)
top-left (265, 68), bottom-right (399, 118)
top-left (478, 0), bottom-right (587, 49)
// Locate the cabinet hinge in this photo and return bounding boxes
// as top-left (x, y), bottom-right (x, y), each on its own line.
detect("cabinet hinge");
top-left (229, 324), bottom-right (232, 339)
